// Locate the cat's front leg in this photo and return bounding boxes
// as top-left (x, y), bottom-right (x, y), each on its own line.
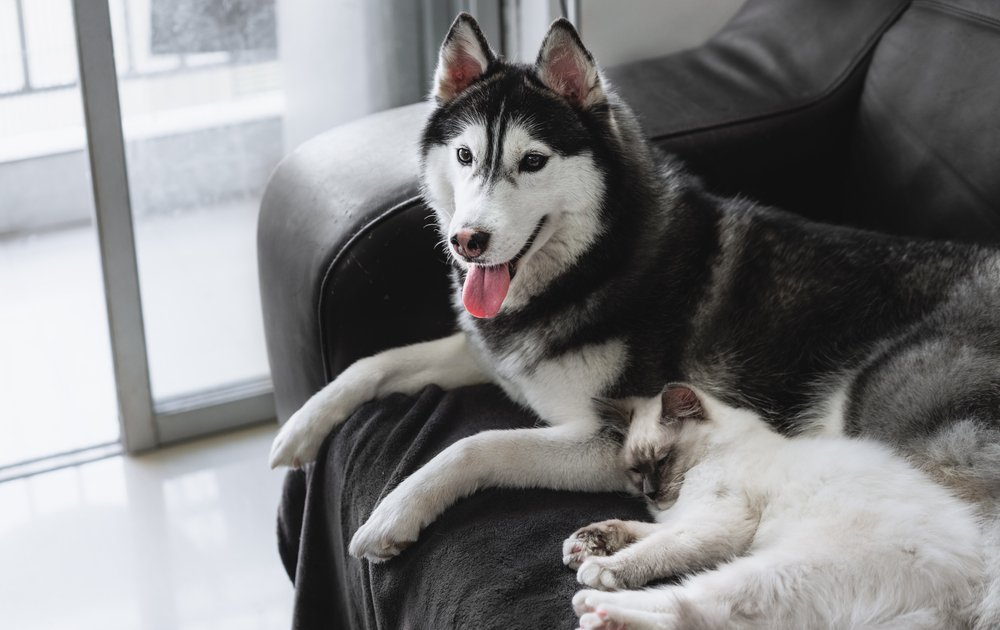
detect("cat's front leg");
top-left (576, 492), bottom-right (757, 590)
top-left (563, 520), bottom-right (661, 569)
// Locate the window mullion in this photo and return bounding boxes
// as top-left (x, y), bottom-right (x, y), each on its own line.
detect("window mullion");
top-left (72, 0), bottom-right (157, 453)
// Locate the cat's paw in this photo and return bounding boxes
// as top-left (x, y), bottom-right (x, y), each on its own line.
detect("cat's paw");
top-left (348, 493), bottom-right (423, 562)
top-left (577, 558), bottom-right (626, 590)
top-left (582, 604), bottom-right (683, 630)
top-left (563, 520), bottom-right (634, 569)
top-left (573, 589), bottom-right (639, 627)
top-left (573, 589), bottom-right (610, 616)
top-left (580, 604), bottom-right (679, 630)
top-left (577, 606), bottom-right (630, 630)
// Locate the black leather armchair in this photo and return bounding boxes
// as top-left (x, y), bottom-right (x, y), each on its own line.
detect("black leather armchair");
top-left (259, 0), bottom-right (1000, 627)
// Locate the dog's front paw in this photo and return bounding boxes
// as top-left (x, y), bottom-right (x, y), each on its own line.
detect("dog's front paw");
top-left (269, 404), bottom-right (331, 469)
top-left (348, 497), bottom-right (423, 562)
top-left (563, 520), bottom-right (633, 569)
top-left (270, 382), bottom-right (365, 468)
top-left (269, 360), bottom-right (380, 468)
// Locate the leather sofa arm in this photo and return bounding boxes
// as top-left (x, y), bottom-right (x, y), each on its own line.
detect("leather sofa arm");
top-left (257, 103), bottom-right (454, 422)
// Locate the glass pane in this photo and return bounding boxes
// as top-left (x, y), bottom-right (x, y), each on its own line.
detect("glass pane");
top-left (110, 0), bottom-right (431, 406)
top-left (0, 0), bottom-right (120, 467)
top-left (21, 0), bottom-right (78, 88)
top-left (111, 0), bottom-right (277, 402)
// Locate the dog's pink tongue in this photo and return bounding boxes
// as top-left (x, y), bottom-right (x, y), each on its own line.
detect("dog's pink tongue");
top-left (463, 265), bottom-right (511, 318)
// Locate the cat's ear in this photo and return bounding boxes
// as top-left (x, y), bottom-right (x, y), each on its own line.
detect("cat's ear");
top-left (535, 18), bottom-right (605, 109)
top-left (593, 397), bottom-right (632, 443)
top-left (433, 13), bottom-right (496, 104)
top-left (661, 384), bottom-right (705, 423)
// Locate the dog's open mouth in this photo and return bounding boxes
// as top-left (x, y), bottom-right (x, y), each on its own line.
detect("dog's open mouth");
top-left (462, 216), bottom-right (547, 319)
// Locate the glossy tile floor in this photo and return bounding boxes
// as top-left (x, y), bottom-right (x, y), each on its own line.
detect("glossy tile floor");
top-left (0, 424), bottom-right (294, 630)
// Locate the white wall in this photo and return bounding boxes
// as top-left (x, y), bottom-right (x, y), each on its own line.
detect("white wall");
top-left (583, 0), bottom-right (744, 65)
top-left (512, 0), bottom-right (744, 66)
top-left (278, 1), bottom-right (746, 150)
top-left (277, 0), bottom-right (427, 152)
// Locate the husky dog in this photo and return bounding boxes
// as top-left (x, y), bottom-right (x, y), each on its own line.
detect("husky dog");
top-left (269, 14), bottom-right (1000, 621)
top-left (563, 384), bottom-right (983, 629)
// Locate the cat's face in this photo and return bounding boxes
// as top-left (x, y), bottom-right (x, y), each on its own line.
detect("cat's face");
top-left (601, 385), bottom-right (709, 510)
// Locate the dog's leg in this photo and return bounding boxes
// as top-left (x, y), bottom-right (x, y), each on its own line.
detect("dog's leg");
top-left (348, 422), bottom-right (625, 561)
top-left (269, 332), bottom-right (490, 468)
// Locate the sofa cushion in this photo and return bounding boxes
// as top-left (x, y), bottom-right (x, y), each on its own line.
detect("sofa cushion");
top-left (606, 0), bottom-right (910, 224)
top-left (842, 0), bottom-right (1000, 243)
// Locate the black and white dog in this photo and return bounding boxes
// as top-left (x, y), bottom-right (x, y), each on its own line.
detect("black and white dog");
top-left (270, 14), bottom-right (1000, 621)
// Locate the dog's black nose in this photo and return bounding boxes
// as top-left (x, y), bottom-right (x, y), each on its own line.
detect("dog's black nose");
top-left (451, 229), bottom-right (491, 260)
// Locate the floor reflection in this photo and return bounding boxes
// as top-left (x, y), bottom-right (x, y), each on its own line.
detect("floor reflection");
top-left (0, 424), bottom-right (292, 630)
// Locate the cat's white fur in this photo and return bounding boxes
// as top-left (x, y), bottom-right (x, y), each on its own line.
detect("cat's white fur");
top-left (564, 386), bottom-right (984, 630)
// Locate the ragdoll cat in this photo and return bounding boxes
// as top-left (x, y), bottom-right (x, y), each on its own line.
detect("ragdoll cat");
top-left (562, 384), bottom-right (983, 630)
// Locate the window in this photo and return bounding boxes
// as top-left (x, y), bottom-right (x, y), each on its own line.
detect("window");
top-left (1, 0), bottom-right (286, 477)
top-left (0, 0), bottom-right (120, 474)
top-left (0, 0), bottom-right (503, 478)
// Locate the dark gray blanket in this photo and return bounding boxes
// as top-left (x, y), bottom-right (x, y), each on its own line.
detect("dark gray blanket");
top-left (277, 384), bottom-right (649, 629)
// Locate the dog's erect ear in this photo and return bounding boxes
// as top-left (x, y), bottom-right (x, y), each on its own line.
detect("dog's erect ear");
top-left (593, 397), bottom-right (633, 425)
top-left (661, 384), bottom-right (705, 423)
top-left (536, 19), bottom-right (605, 109)
top-left (433, 13), bottom-right (495, 104)
top-left (593, 397), bottom-right (633, 444)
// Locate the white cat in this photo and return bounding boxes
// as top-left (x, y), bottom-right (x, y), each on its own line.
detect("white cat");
top-left (562, 384), bottom-right (983, 630)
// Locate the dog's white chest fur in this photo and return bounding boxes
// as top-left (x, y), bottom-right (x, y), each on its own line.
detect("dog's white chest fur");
top-left (463, 318), bottom-right (627, 430)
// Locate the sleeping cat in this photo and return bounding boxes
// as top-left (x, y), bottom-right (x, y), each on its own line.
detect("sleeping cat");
top-left (562, 384), bottom-right (983, 630)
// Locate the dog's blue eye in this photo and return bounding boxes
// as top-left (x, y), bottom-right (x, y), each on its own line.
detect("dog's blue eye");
top-left (457, 147), bottom-right (473, 165)
top-left (520, 153), bottom-right (548, 173)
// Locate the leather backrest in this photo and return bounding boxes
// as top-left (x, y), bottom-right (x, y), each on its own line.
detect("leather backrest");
top-left (608, 0), bottom-right (911, 227)
top-left (843, 0), bottom-right (1000, 243)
